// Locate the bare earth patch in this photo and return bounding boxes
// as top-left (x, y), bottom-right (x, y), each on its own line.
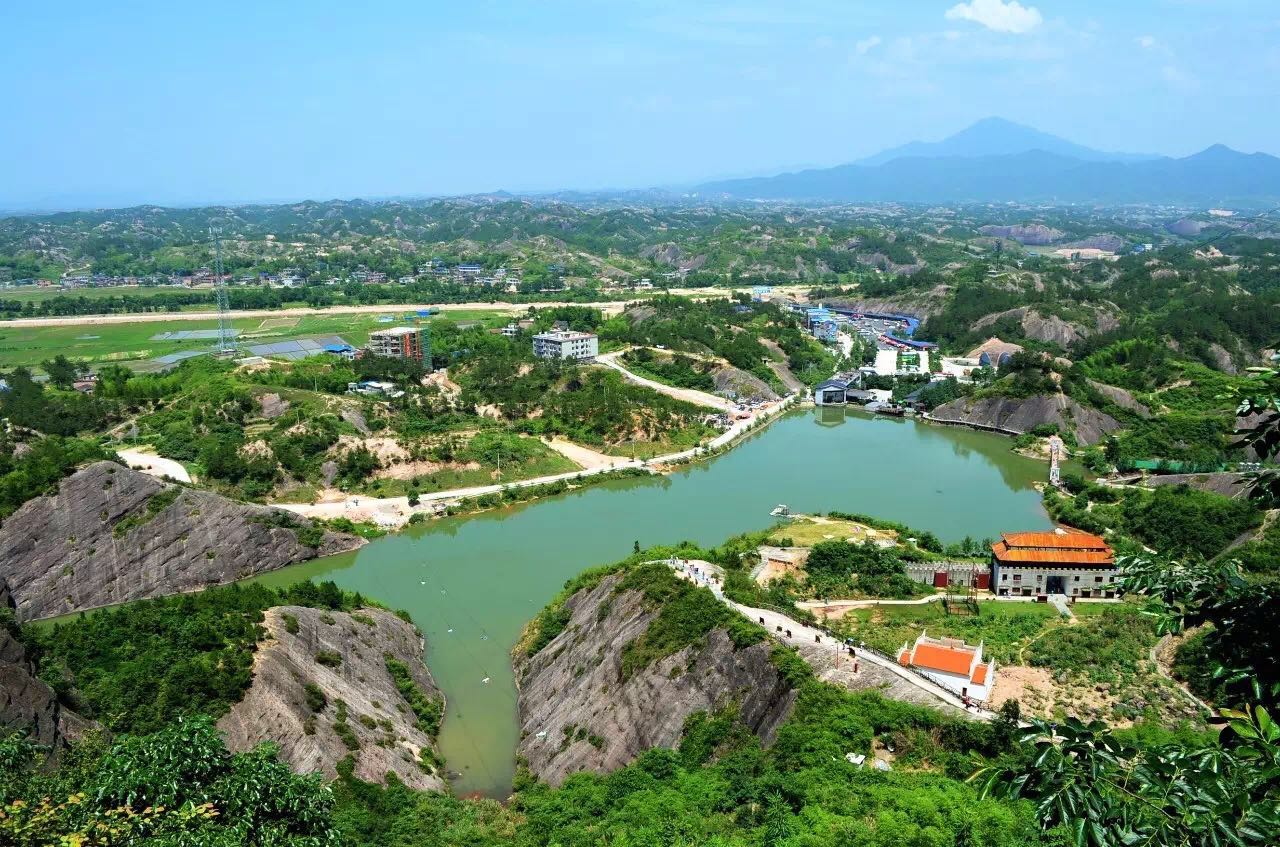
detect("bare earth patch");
top-left (543, 438), bottom-right (619, 471)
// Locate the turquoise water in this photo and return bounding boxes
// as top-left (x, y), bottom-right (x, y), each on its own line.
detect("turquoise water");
top-left (252, 406), bottom-right (1053, 796)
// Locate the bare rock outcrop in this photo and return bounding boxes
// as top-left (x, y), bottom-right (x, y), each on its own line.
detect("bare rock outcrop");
top-left (1, 582), bottom-right (91, 754)
top-left (0, 462), bottom-right (365, 622)
top-left (972, 306), bottom-right (1102, 348)
top-left (1142, 473), bottom-right (1248, 498)
top-left (825, 292), bottom-right (947, 319)
top-left (978, 224), bottom-right (1065, 246)
top-left (713, 366), bottom-right (779, 402)
top-left (1087, 380), bottom-right (1151, 417)
top-left (514, 573), bottom-right (797, 787)
top-left (929, 394), bottom-right (1122, 446)
top-left (1061, 234), bottom-right (1128, 252)
top-left (218, 606), bottom-right (445, 791)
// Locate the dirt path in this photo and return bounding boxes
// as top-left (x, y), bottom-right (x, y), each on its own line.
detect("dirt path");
top-left (543, 438), bottom-right (619, 471)
top-left (758, 338), bottom-right (806, 394)
top-left (115, 447), bottom-right (192, 483)
top-left (595, 350), bottom-right (734, 411)
top-left (275, 397), bottom-right (798, 527)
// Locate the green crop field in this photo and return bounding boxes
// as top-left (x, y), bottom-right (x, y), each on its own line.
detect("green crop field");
top-left (0, 309), bottom-right (510, 371)
top-left (0, 285), bottom-right (166, 303)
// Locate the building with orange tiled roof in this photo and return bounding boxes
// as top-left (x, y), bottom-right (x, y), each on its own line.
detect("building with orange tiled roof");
top-left (991, 526), bottom-right (1118, 599)
top-left (897, 631), bottom-right (994, 701)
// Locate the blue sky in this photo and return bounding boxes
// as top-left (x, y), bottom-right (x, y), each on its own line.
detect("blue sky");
top-left (2, 0), bottom-right (1277, 208)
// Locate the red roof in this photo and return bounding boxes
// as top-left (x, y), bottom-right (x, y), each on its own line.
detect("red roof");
top-left (1000, 529), bottom-right (1109, 550)
top-left (992, 528), bottom-right (1114, 566)
top-left (907, 642), bottom-right (976, 676)
top-left (972, 664), bottom-right (990, 686)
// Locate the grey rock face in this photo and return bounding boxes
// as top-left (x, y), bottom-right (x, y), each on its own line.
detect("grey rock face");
top-left (514, 574), bottom-right (797, 787)
top-left (218, 606), bottom-right (445, 791)
top-left (0, 582), bottom-right (91, 753)
top-left (0, 462), bottom-right (365, 622)
top-left (930, 395), bottom-right (1122, 446)
top-left (972, 306), bottom-right (1087, 348)
top-left (1087, 380), bottom-right (1151, 417)
top-left (978, 224), bottom-right (1066, 246)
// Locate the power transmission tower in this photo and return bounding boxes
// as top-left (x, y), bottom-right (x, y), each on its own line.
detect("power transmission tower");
top-left (210, 226), bottom-right (235, 356)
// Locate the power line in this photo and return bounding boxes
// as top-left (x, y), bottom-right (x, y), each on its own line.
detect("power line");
top-left (210, 225), bottom-right (235, 356)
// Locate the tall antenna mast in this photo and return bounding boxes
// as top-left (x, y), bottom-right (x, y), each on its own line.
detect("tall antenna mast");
top-left (210, 225), bottom-right (235, 356)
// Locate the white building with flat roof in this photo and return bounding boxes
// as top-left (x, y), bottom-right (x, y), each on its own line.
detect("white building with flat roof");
top-left (873, 348), bottom-right (899, 376)
top-left (532, 330), bottom-right (598, 361)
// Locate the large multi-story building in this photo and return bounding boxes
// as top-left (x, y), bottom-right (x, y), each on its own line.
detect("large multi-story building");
top-left (990, 527), bottom-right (1118, 598)
top-left (532, 330), bottom-right (598, 361)
top-left (367, 326), bottom-right (426, 361)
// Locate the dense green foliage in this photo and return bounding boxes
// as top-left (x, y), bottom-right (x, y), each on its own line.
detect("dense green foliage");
top-left (803, 540), bottom-right (925, 599)
top-left (1025, 604), bottom-right (1156, 682)
top-left (0, 434), bottom-right (108, 521)
top-left (620, 347), bottom-right (716, 390)
top-left (32, 581), bottom-right (372, 735)
top-left (384, 658), bottom-right (444, 740)
top-left (1045, 482), bottom-right (1260, 559)
top-left (615, 563), bottom-right (766, 679)
top-left (0, 366), bottom-right (116, 434)
top-left (978, 554), bottom-right (1280, 847)
top-left (1, 717), bottom-right (338, 846)
top-left (460, 359), bottom-right (714, 453)
top-left (332, 688), bottom-right (1045, 847)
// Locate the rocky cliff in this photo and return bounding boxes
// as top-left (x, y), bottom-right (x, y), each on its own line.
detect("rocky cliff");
top-left (0, 461), bottom-right (364, 622)
top-left (218, 605), bottom-right (445, 791)
top-left (977, 224), bottom-right (1065, 245)
top-left (971, 306), bottom-right (1119, 348)
top-left (826, 291), bottom-right (948, 319)
top-left (929, 394), bottom-right (1122, 446)
top-left (0, 582), bottom-right (91, 754)
top-left (514, 572), bottom-right (797, 787)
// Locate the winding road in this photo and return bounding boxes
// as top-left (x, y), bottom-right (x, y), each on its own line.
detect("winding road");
top-left (594, 350), bottom-right (736, 411)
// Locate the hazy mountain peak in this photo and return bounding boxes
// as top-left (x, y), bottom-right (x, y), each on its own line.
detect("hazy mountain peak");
top-left (858, 117), bottom-right (1157, 166)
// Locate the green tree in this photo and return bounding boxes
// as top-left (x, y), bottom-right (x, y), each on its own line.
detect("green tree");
top-left (41, 354), bottom-right (82, 389)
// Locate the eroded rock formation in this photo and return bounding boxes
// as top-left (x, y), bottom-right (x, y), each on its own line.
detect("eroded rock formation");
top-left (218, 606), bottom-right (445, 791)
top-left (930, 395), bottom-right (1122, 446)
top-left (0, 462), bottom-right (364, 622)
top-left (514, 573), bottom-right (797, 786)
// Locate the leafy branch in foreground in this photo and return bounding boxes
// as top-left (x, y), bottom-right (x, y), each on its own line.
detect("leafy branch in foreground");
top-left (971, 708), bottom-right (1280, 847)
top-left (1119, 555), bottom-right (1279, 709)
top-left (971, 552), bottom-right (1280, 846)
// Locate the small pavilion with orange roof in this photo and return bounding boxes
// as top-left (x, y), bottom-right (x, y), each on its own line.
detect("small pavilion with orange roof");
top-left (897, 631), bottom-right (995, 702)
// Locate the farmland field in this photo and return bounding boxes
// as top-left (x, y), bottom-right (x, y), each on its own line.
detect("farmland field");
top-left (0, 309), bottom-right (510, 371)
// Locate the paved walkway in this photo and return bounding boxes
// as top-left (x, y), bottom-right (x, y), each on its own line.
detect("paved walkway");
top-left (660, 559), bottom-right (987, 720)
top-left (276, 396), bottom-right (798, 527)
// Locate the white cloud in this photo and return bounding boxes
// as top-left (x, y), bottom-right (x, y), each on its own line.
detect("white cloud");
top-left (855, 35), bottom-right (882, 55)
top-left (944, 0), bottom-right (1043, 34)
top-left (1137, 35), bottom-right (1157, 48)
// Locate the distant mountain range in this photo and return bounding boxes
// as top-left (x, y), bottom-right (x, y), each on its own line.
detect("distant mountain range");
top-left (698, 118), bottom-right (1280, 207)
top-left (856, 117), bottom-right (1159, 165)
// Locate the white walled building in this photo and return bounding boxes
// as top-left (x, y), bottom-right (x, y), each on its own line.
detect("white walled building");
top-left (532, 330), bottom-right (599, 361)
top-left (898, 631), bottom-right (995, 702)
top-left (873, 348), bottom-right (899, 376)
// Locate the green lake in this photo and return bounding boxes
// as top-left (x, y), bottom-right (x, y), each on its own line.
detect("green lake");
top-left (253, 406), bottom-right (1054, 797)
